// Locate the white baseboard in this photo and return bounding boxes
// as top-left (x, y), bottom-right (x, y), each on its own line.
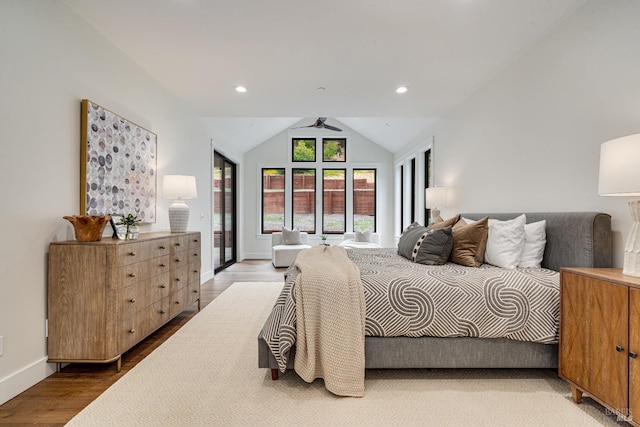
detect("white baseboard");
top-left (0, 357), bottom-right (56, 406)
top-left (201, 269), bottom-right (214, 283)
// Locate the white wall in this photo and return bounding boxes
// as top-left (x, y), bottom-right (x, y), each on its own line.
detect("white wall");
top-left (243, 120), bottom-right (395, 259)
top-left (395, 0), bottom-right (640, 267)
top-left (0, 0), bottom-right (215, 404)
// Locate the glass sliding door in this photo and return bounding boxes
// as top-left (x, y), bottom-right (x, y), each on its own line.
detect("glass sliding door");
top-left (213, 151), bottom-right (236, 273)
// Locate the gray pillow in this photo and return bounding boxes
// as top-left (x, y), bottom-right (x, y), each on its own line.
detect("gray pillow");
top-left (355, 229), bottom-right (372, 242)
top-left (282, 228), bottom-right (302, 245)
top-left (398, 225), bottom-right (453, 265)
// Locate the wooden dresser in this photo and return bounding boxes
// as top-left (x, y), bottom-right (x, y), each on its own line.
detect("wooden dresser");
top-left (47, 232), bottom-right (201, 372)
top-left (559, 268), bottom-right (639, 425)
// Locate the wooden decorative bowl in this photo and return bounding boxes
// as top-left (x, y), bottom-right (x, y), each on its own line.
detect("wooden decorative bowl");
top-left (63, 215), bottom-right (111, 242)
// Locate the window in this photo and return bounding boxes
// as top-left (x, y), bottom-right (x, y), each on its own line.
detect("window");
top-left (292, 169), bottom-right (315, 233)
top-left (322, 138), bottom-right (346, 162)
top-left (353, 169), bottom-right (376, 232)
top-left (292, 138), bottom-right (316, 162)
top-left (399, 164), bottom-right (404, 234)
top-left (261, 136), bottom-right (377, 235)
top-left (424, 149), bottom-right (432, 222)
top-left (322, 169), bottom-right (346, 233)
top-left (410, 157), bottom-right (416, 224)
top-left (261, 168), bottom-right (285, 233)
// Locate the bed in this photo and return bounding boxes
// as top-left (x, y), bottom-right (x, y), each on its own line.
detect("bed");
top-left (258, 212), bottom-right (612, 390)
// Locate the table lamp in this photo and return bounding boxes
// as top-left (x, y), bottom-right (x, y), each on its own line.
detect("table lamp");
top-left (425, 186), bottom-right (447, 224)
top-left (598, 133), bottom-right (640, 277)
top-left (163, 175), bottom-right (197, 233)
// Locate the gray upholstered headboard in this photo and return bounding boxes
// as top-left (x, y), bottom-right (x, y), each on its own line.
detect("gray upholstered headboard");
top-left (462, 212), bottom-right (612, 272)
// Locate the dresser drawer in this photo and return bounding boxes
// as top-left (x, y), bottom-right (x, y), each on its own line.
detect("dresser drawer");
top-left (148, 272), bottom-right (171, 302)
top-left (171, 235), bottom-right (190, 252)
top-left (116, 240), bottom-right (170, 266)
top-left (189, 265), bottom-right (200, 285)
top-left (117, 283), bottom-right (145, 320)
top-left (139, 255), bottom-right (171, 278)
top-left (189, 233), bottom-right (201, 248)
top-left (117, 316), bottom-right (140, 352)
top-left (169, 286), bottom-right (191, 318)
top-left (113, 263), bottom-right (142, 289)
top-left (138, 298), bottom-right (170, 337)
top-left (172, 248), bottom-right (189, 268)
top-left (170, 265), bottom-right (189, 292)
top-left (188, 281), bottom-right (200, 305)
top-left (188, 248), bottom-right (200, 265)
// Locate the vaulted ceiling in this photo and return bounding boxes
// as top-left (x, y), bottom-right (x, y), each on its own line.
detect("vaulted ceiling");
top-left (64, 0), bottom-right (588, 153)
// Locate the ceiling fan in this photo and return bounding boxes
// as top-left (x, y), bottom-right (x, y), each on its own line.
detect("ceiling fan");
top-left (292, 117), bottom-right (342, 132)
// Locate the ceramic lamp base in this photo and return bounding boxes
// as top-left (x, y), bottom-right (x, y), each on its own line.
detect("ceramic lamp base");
top-left (623, 199), bottom-right (640, 277)
top-left (168, 200), bottom-right (190, 233)
top-left (429, 208), bottom-right (441, 225)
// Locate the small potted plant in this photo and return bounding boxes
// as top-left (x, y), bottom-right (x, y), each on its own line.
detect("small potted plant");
top-left (117, 214), bottom-right (142, 240)
top-left (320, 234), bottom-right (329, 246)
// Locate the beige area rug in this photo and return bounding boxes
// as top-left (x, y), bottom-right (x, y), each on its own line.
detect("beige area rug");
top-left (67, 282), bottom-right (624, 427)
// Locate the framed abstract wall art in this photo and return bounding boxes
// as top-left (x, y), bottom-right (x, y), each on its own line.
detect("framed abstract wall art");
top-left (80, 99), bottom-right (157, 223)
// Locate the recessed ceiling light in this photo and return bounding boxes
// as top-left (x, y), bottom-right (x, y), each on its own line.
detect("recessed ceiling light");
top-left (396, 86), bottom-right (408, 94)
top-left (235, 86), bottom-right (247, 93)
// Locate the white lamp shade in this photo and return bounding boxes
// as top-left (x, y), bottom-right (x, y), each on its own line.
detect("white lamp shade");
top-left (598, 134), bottom-right (640, 196)
top-left (163, 175), bottom-right (197, 200)
top-left (425, 187), bottom-right (447, 208)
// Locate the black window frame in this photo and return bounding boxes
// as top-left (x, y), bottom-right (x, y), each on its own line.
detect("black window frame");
top-left (353, 168), bottom-right (377, 232)
top-left (292, 138), bottom-right (316, 162)
top-left (261, 168), bottom-right (286, 234)
top-left (292, 168), bottom-right (316, 234)
top-left (322, 168), bottom-right (347, 234)
top-left (322, 138), bottom-right (347, 162)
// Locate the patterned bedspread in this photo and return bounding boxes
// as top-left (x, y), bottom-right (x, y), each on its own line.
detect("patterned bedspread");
top-left (261, 248), bottom-right (560, 372)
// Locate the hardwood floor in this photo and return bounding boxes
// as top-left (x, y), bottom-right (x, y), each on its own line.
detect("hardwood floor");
top-left (0, 260), bottom-right (286, 426)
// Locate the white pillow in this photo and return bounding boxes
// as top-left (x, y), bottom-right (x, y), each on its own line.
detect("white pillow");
top-left (281, 227), bottom-right (302, 245)
top-left (484, 214), bottom-right (526, 269)
top-left (355, 229), bottom-right (372, 242)
top-left (518, 220), bottom-right (546, 268)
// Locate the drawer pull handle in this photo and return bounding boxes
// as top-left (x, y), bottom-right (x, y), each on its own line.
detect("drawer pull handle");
top-left (160, 245), bottom-right (166, 249)
top-left (176, 278), bottom-right (181, 282)
top-left (631, 352), bottom-right (638, 359)
top-left (160, 263), bottom-right (166, 267)
top-left (175, 243), bottom-right (182, 246)
top-left (129, 298), bottom-right (136, 303)
top-left (616, 345), bottom-right (624, 352)
top-left (160, 285), bottom-right (166, 289)
top-left (193, 253), bottom-right (199, 257)
top-left (175, 300), bottom-right (180, 304)
top-left (129, 251), bottom-right (136, 256)
top-left (129, 329), bottom-right (135, 334)
top-left (160, 310), bottom-right (166, 314)
top-left (128, 273), bottom-right (136, 278)
top-left (193, 239), bottom-right (199, 243)
top-left (193, 270), bottom-right (198, 273)
top-left (175, 259), bottom-right (181, 263)
top-left (192, 290), bottom-right (198, 293)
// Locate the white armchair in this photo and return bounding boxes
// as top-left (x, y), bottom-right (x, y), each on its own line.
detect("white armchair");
top-left (271, 232), bottom-right (311, 267)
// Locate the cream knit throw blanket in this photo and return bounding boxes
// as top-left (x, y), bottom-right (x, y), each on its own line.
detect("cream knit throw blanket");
top-left (293, 245), bottom-right (366, 397)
